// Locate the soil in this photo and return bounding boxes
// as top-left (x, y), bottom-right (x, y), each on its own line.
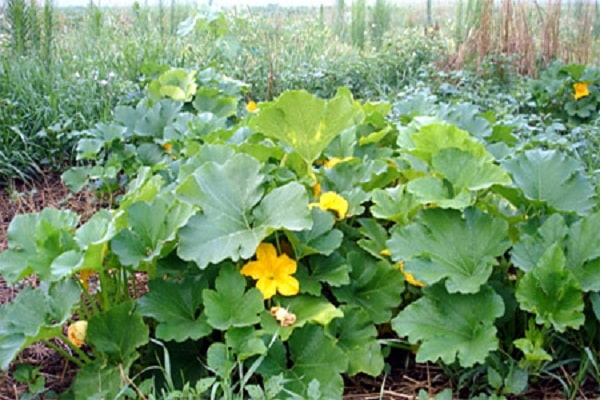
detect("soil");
top-left (0, 174), bottom-right (598, 400)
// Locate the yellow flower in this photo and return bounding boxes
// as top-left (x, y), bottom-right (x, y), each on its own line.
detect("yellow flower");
top-left (79, 269), bottom-right (95, 291)
top-left (398, 262), bottom-right (425, 288)
top-left (309, 191), bottom-right (349, 219)
top-left (161, 143), bottom-right (173, 154)
top-left (246, 101), bottom-right (258, 112)
top-left (323, 157), bottom-right (354, 169)
top-left (67, 320), bottom-right (88, 348)
top-left (241, 243), bottom-right (299, 300)
top-left (379, 249), bottom-right (392, 257)
top-left (573, 82), bottom-right (590, 100)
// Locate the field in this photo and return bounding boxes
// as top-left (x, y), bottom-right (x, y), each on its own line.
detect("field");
top-left (0, 0), bottom-right (599, 399)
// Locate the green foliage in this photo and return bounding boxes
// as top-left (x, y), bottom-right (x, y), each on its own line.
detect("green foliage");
top-left (502, 149), bottom-right (596, 215)
top-left (392, 284), bottom-right (504, 367)
top-left (1, 54), bottom-right (600, 399)
top-left (251, 88), bottom-right (364, 166)
top-left (388, 208), bottom-right (510, 294)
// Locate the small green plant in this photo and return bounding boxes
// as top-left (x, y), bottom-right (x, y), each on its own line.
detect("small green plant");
top-left (528, 63), bottom-right (600, 123)
top-left (12, 363), bottom-right (58, 400)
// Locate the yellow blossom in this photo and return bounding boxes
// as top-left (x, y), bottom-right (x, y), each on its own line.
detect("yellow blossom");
top-left (79, 269), bottom-right (95, 291)
top-left (379, 249), bottom-right (392, 257)
top-left (573, 82), bottom-right (590, 100)
top-left (246, 101), bottom-right (258, 112)
top-left (308, 171), bottom-right (321, 198)
top-left (323, 157), bottom-right (354, 169)
top-left (67, 320), bottom-right (88, 348)
top-left (241, 243), bottom-right (299, 300)
top-left (309, 191), bottom-right (349, 219)
top-left (161, 143), bottom-right (173, 154)
top-left (398, 262), bottom-right (425, 288)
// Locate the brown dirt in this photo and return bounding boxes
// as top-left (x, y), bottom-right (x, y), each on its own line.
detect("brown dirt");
top-left (0, 174), bottom-right (598, 400)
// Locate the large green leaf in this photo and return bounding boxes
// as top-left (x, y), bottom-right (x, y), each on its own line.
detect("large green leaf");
top-left (250, 88), bottom-right (364, 164)
top-left (87, 301), bottom-right (149, 364)
top-left (407, 123), bottom-right (493, 164)
top-left (111, 194), bottom-right (194, 268)
top-left (388, 208), bottom-right (510, 294)
top-left (431, 148), bottom-right (511, 191)
top-left (516, 245), bottom-right (584, 332)
top-left (502, 149), bottom-right (596, 215)
top-left (202, 264), bottom-right (264, 330)
top-left (328, 305), bottom-right (384, 376)
top-left (0, 280), bottom-right (81, 370)
top-left (285, 324), bottom-right (348, 399)
top-left (0, 209), bottom-right (79, 283)
top-left (137, 276), bottom-right (212, 342)
top-left (565, 212), bottom-right (600, 291)
top-left (332, 251), bottom-right (404, 323)
top-left (177, 154), bottom-right (312, 269)
top-left (511, 212), bottom-right (600, 291)
top-left (391, 284), bottom-right (504, 367)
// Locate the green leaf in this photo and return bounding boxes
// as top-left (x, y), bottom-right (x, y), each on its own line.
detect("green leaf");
top-left (134, 100), bottom-right (182, 138)
top-left (391, 284), bottom-right (504, 367)
top-left (516, 245), bottom-right (584, 332)
top-left (87, 301), bottom-right (149, 364)
top-left (111, 194), bottom-right (194, 268)
top-left (332, 251), bottom-right (404, 323)
top-left (388, 208), bottom-right (510, 293)
top-left (177, 154), bottom-right (311, 269)
top-left (286, 324), bottom-right (348, 399)
top-left (328, 306), bottom-right (384, 376)
top-left (408, 123), bottom-right (494, 164)
top-left (511, 214), bottom-right (568, 272)
top-left (70, 361), bottom-right (125, 400)
top-left (75, 138), bottom-right (104, 160)
top-left (370, 185), bottom-right (420, 223)
top-left (225, 327), bottom-right (267, 360)
top-left (251, 88), bottom-right (364, 164)
top-left (148, 68), bottom-right (197, 102)
top-left (356, 218), bottom-right (390, 259)
top-left (286, 208), bottom-right (343, 258)
top-left (296, 253), bottom-right (350, 296)
top-left (502, 149), bottom-right (596, 215)
top-left (264, 295), bottom-right (344, 340)
top-left (431, 148), bottom-right (511, 191)
top-left (0, 280), bottom-right (80, 371)
top-left (202, 264), bottom-right (264, 330)
top-left (207, 342), bottom-right (234, 379)
top-left (406, 176), bottom-right (472, 209)
top-left (193, 87), bottom-right (238, 118)
top-left (565, 212), bottom-right (600, 291)
top-left (0, 209), bottom-right (79, 283)
top-left (137, 276), bottom-right (212, 342)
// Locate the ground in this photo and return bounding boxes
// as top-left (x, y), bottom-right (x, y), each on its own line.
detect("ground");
top-left (0, 175), bottom-right (596, 399)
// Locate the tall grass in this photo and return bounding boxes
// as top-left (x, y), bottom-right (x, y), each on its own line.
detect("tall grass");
top-left (446, 0), bottom-right (599, 75)
top-left (351, 0), bottom-right (366, 49)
